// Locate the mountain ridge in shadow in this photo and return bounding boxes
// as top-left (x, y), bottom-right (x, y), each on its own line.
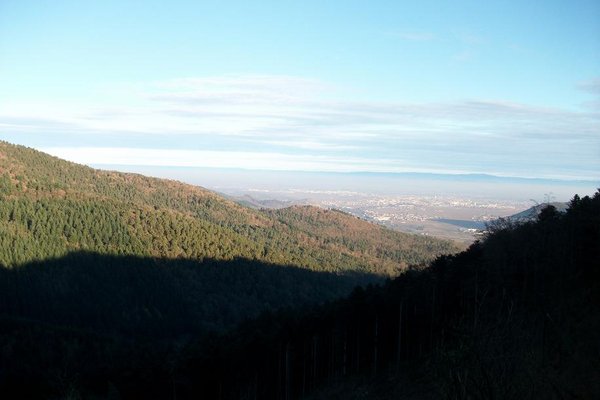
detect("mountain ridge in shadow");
top-left (0, 251), bottom-right (380, 339)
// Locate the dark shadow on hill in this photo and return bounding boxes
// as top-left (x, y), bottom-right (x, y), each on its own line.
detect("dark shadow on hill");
top-left (175, 193), bottom-right (598, 400)
top-left (0, 253), bottom-right (382, 398)
top-left (1, 191), bottom-right (598, 399)
top-left (0, 252), bottom-right (381, 340)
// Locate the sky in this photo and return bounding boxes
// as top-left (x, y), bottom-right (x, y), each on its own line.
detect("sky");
top-left (1, 1), bottom-right (599, 190)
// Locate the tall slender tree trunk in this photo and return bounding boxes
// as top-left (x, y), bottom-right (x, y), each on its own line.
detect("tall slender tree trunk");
top-left (330, 330), bottom-right (335, 380)
top-left (396, 299), bottom-right (404, 370)
top-left (254, 372), bottom-right (258, 400)
top-left (373, 316), bottom-right (379, 376)
top-left (278, 343), bottom-right (283, 400)
top-left (356, 330), bottom-right (361, 373)
top-left (430, 285), bottom-right (436, 349)
top-left (343, 330), bottom-right (348, 376)
top-left (313, 336), bottom-right (318, 389)
top-left (302, 341), bottom-right (307, 397)
top-left (285, 342), bottom-right (291, 400)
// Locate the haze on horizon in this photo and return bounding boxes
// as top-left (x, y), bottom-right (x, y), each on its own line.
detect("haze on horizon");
top-left (1, 0), bottom-right (599, 197)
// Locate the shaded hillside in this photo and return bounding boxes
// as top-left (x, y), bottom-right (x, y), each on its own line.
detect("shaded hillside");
top-left (2, 191), bottom-right (596, 399)
top-left (0, 173), bottom-right (597, 399)
top-left (0, 254), bottom-right (379, 399)
top-left (0, 253), bottom-right (376, 338)
top-left (0, 141), bottom-right (459, 274)
top-left (165, 191), bottom-right (597, 399)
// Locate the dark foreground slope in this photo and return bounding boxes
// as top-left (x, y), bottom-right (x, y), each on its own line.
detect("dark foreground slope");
top-left (159, 192), bottom-right (598, 399)
top-left (0, 140), bottom-right (456, 397)
top-left (0, 256), bottom-right (379, 398)
top-left (2, 192), bottom-right (597, 399)
top-left (0, 141), bottom-right (458, 274)
top-left (0, 254), bottom-right (376, 337)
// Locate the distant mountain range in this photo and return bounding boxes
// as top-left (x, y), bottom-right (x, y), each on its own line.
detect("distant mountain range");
top-left (320, 170), bottom-right (597, 185)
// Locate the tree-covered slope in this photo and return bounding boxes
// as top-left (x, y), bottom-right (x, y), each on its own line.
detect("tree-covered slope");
top-left (0, 140), bottom-right (459, 273)
top-left (0, 253), bottom-right (375, 337)
top-left (167, 191), bottom-right (600, 400)
top-left (1, 191), bottom-right (596, 399)
top-left (267, 206), bottom-right (455, 272)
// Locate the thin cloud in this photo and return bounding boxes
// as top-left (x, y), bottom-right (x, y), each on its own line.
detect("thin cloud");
top-left (577, 78), bottom-right (600, 95)
top-left (2, 74), bottom-right (598, 180)
top-left (41, 147), bottom-right (415, 173)
top-left (39, 146), bottom-right (597, 181)
top-left (260, 139), bottom-right (359, 151)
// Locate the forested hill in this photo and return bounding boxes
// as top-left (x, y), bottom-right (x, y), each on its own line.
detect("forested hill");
top-left (1, 187), bottom-right (596, 398)
top-left (0, 140), bottom-right (458, 273)
top-left (156, 191), bottom-right (599, 400)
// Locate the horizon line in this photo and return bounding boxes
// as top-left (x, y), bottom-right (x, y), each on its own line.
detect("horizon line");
top-left (93, 163), bottom-right (599, 186)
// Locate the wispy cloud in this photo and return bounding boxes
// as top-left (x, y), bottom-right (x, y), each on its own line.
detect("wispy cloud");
top-left (260, 140), bottom-right (359, 151)
top-left (577, 78), bottom-right (600, 112)
top-left (1, 74), bottom-right (598, 180)
top-left (41, 147), bottom-right (426, 174)
top-left (578, 77), bottom-right (600, 95)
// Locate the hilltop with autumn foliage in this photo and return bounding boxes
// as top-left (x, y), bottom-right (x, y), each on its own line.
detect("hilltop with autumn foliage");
top-left (0, 141), bottom-right (458, 273)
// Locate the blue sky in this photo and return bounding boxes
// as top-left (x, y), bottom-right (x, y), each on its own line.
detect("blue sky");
top-left (1, 0), bottom-right (599, 182)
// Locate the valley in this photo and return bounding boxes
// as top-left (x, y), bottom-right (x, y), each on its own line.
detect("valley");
top-left (0, 140), bottom-right (597, 399)
top-left (2, 2), bottom-right (597, 398)
top-left (0, 141), bottom-right (459, 334)
top-left (225, 188), bottom-right (530, 243)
